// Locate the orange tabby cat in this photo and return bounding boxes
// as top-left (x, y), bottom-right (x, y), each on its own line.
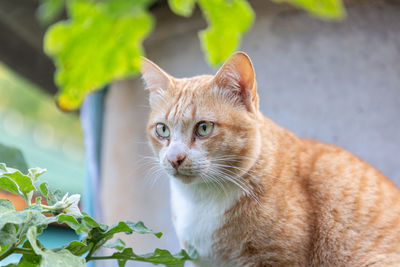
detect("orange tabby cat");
top-left (141, 52), bottom-right (400, 266)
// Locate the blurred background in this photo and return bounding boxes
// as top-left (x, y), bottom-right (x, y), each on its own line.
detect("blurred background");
top-left (0, 0), bottom-right (399, 266)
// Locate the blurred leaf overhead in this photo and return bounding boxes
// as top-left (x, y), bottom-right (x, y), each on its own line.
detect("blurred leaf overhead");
top-left (41, 0), bottom-right (345, 110)
top-left (44, 0), bottom-right (154, 110)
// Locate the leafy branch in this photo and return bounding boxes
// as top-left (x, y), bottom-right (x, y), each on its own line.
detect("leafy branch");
top-left (0, 163), bottom-right (196, 266)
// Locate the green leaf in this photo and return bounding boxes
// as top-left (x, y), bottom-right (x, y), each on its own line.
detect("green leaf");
top-left (0, 144), bottom-right (28, 173)
top-left (27, 226), bottom-right (85, 267)
top-left (57, 214), bottom-right (79, 229)
top-left (0, 198), bottom-right (15, 213)
top-left (110, 247), bottom-right (196, 267)
top-left (274, 0), bottom-right (344, 19)
top-left (0, 223), bottom-right (17, 246)
top-left (0, 201), bottom-right (54, 241)
top-left (37, 0), bottom-right (65, 25)
top-left (63, 240), bottom-right (92, 256)
top-left (125, 221), bottom-right (162, 238)
top-left (0, 200), bottom-right (30, 231)
top-left (105, 221), bottom-right (160, 237)
top-left (168, 0), bottom-right (196, 17)
top-left (75, 215), bottom-right (100, 234)
top-left (39, 183), bottom-right (50, 199)
top-left (198, 0), bottom-right (254, 66)
top-left (0, 164), bottom-right (36, 196)
top-left (75, 220), bottom-right (162, 259)
top-left (0, 177), bottom-right (20, 195)
top-left (104, 238), bottom-right (126, 251)
top-left (0, 244), bottom-right (10, 253)
top-left (44, 0), bottom-right (154, 110)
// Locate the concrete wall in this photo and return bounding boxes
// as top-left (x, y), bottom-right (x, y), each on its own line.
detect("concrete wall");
top-left (100, 0), bottom-right (400, 265)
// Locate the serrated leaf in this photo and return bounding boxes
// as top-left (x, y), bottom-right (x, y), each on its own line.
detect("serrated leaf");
top-left (76, 220), bottom-right (162, 259)
top-left (125, 221), bottom-right (162, 238)
top-left (27, 227), bottom-right (85, 267)
top-left (44, 0), bottom-right (154, 110)
top-left (110, 247), bottom-right (196, 267)
top-left (197, 0), bottom-right (254, 66)
top-left (0, 144), bottom-right (28, 173)
top-left (274, 0), bottom-right (344, 19)
top-left (168, 0), bottom-right (196, 17)
top-left (104, 238), bottom-right (126, 251)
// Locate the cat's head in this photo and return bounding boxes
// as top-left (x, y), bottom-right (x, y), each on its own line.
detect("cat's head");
top-left (142, 52), bottom-right (262, 185)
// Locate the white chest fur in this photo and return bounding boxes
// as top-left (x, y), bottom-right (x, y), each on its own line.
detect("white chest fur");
top-left (170, 179), bottom-right (243, 266)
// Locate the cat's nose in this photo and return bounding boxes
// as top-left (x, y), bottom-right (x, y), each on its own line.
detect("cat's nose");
top-left (168, 153), bottom-right (187, 169)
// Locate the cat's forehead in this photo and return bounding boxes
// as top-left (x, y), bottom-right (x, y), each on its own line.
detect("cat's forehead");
top-left (151, 75), bottom-right (216, 124)
top-left (173, 75), bottom-right (213, 92)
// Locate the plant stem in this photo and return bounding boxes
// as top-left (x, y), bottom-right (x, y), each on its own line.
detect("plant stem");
top-left (0, 245), bottom-right (15, 261)
top-left (0, 246), bottom-right (37, 261)
top-left (86, 255), bottom-right (114, 261)
top-left (86, 255), bottom-right (131, 262)
top-left (40, 204), bottom-right (56, 210)
top-left (14, 248), bottom-right (36, 255)
top-left (86, 255), bottom-right (156, 263)
top-left (84, 244), bottom-right (97, 262)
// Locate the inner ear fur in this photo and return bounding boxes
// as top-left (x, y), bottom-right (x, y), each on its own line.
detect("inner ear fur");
top-left (213, 52), bottom-right (258, 112)
top-left (140, 57), bottom-right (175, 107)
top-left (140, 57), bottom-right (174, 93)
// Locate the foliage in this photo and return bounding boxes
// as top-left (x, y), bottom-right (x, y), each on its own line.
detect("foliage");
top-left (197, 0), bottom-right (254, 66)
top-left (44, 0), bottom-right (153, 110)
top-left (40, 0), bottom-right (344, 111)
top-left (274, 0), bottom-right (344, 19)
top-left (0, 163), bottom-right (196, 266)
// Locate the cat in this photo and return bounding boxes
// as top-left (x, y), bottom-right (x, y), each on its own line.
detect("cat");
top-left (140, 52), bottom-right (400, 266)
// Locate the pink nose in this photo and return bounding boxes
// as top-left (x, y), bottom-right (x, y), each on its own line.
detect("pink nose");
top-left (168, 153), bottom-right (186, 169)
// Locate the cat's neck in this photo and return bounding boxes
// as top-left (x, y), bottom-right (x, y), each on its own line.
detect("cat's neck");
top-left (169, 177), bottom-right (244, 204)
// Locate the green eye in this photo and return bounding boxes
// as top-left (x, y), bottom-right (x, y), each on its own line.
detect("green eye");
top-left (156, 123), bottom-right (170, 138)
top-left (195, 121), bottom-right (214, 137)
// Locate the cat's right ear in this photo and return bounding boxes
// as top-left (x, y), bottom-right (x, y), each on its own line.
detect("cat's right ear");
top-left (140, 57), bottom-right (174, 107)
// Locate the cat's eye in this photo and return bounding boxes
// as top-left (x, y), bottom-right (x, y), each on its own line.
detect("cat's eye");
top-left (155, 123), bottom-right (170, 138)
top-left (195, 121), bottom-right (214, 137)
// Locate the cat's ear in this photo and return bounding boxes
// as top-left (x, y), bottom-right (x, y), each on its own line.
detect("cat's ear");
top-left (213, 52), bottom-right (258, 112)
top-left (140, 57), bottom-right (174, 107)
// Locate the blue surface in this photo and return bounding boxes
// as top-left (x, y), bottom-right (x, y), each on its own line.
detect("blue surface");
top-left (0, 226), bottom-right (79, 266)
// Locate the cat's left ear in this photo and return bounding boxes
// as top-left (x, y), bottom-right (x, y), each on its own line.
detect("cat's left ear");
top-left (140, 57), bottom-right (174, 107)
top-left (213, 52), bottom-right (258, 113)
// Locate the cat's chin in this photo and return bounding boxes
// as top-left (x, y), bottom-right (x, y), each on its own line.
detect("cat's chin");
top-left (170, 173), bottom-right (197, 184)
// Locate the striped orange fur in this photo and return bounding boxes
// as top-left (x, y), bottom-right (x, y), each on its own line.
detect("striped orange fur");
top-left (141, 52), bottom-right (400, 266)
